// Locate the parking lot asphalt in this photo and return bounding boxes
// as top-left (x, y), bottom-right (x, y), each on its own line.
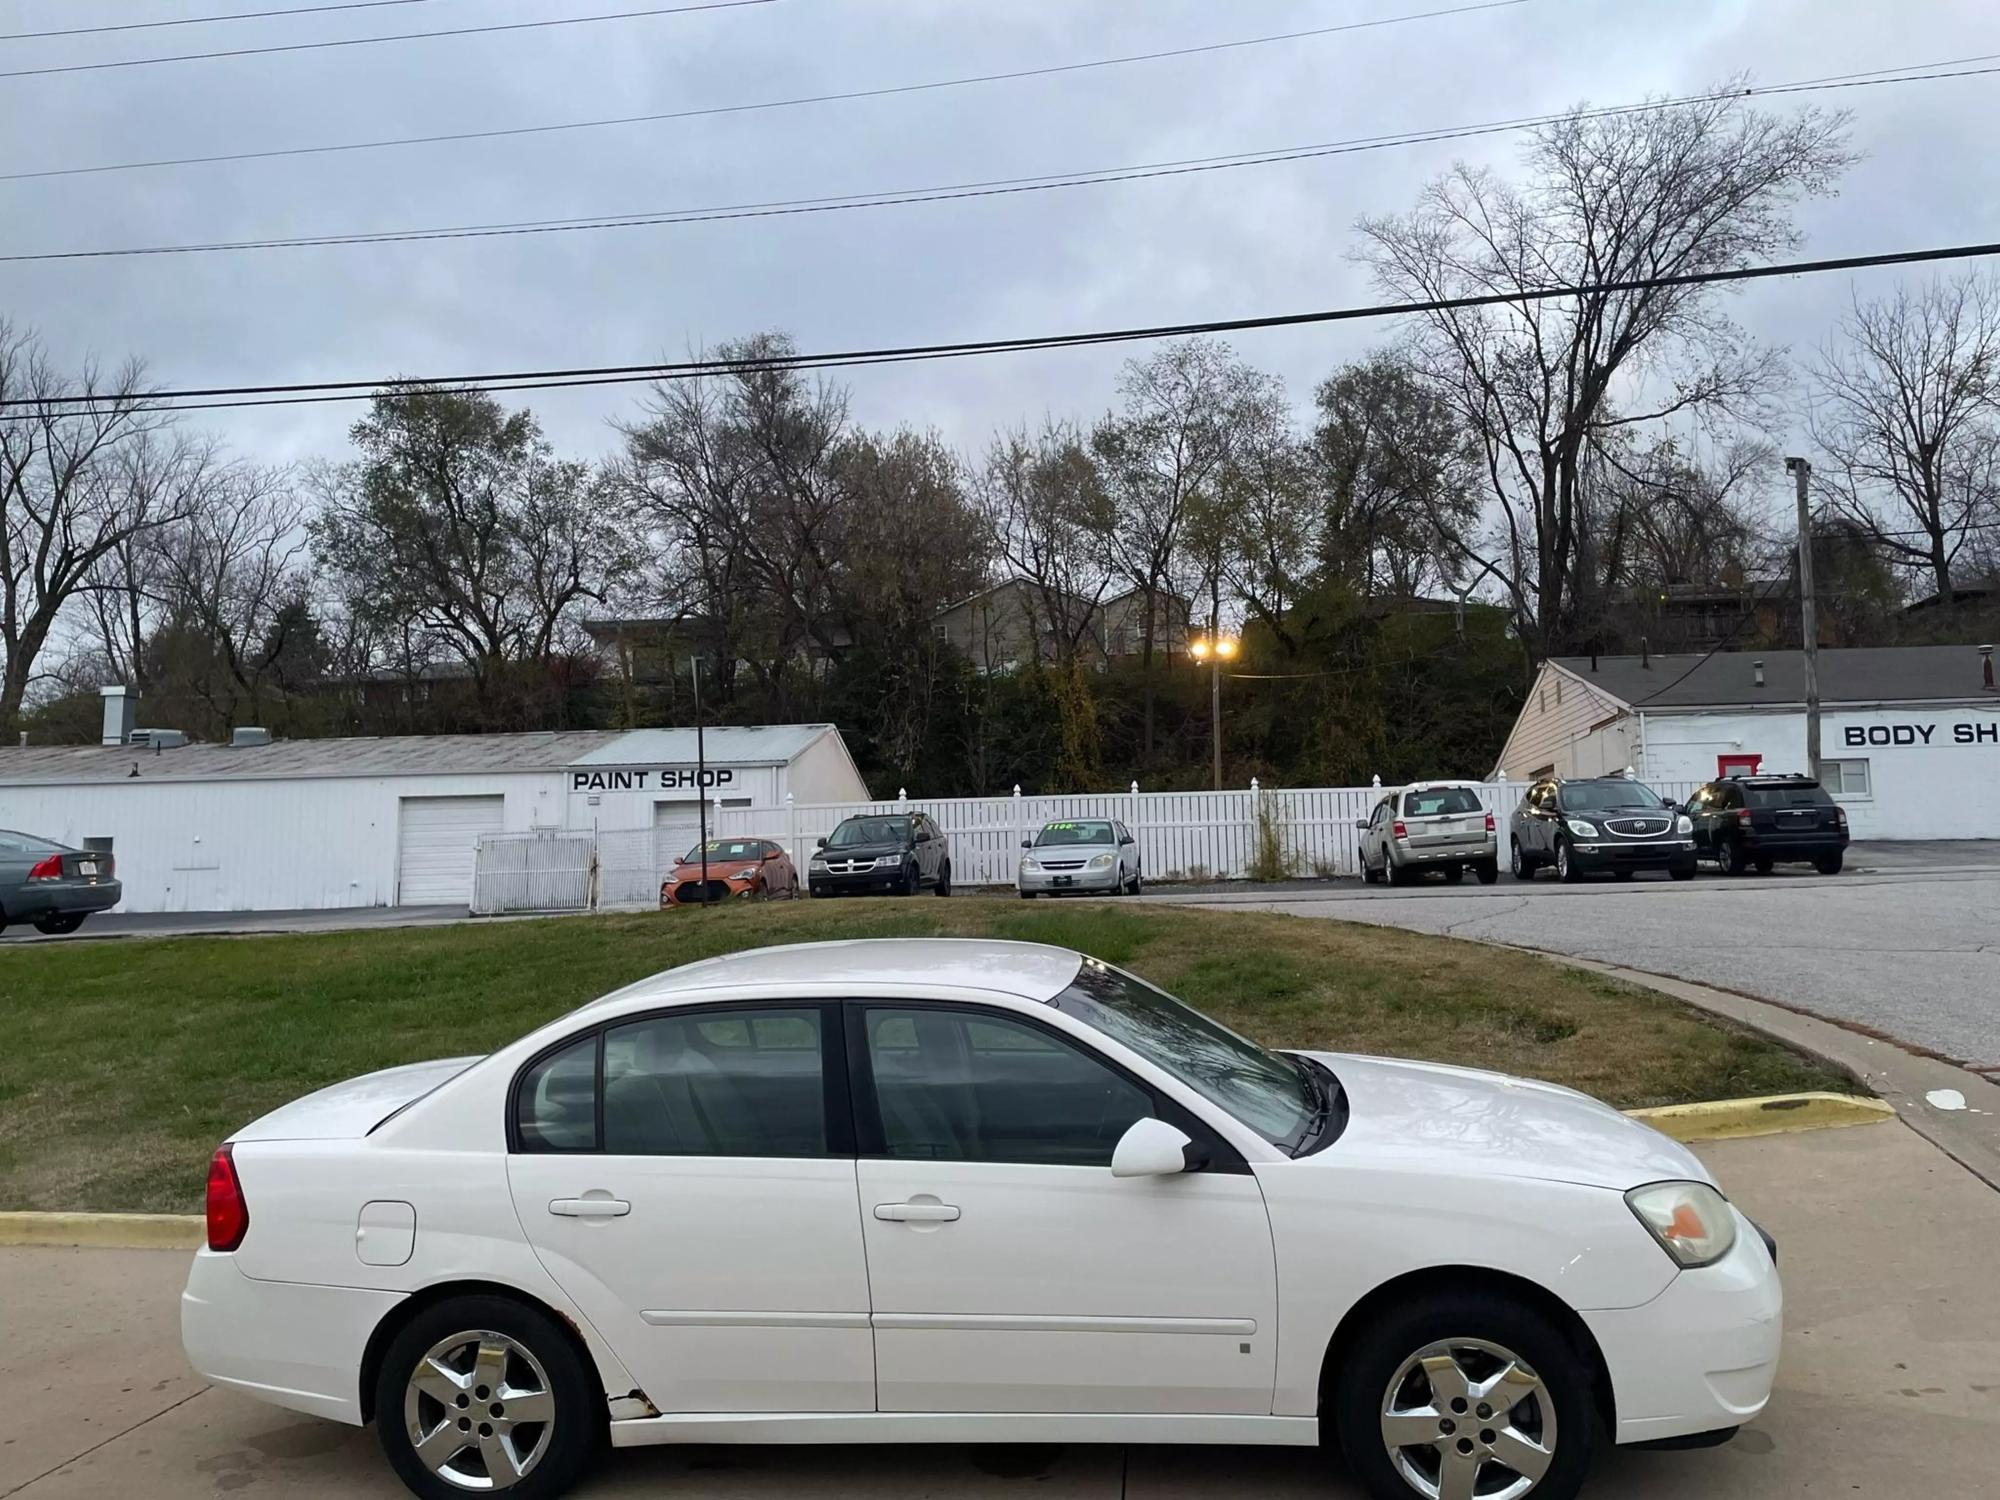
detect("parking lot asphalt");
top-left (3, 1121), bottom-right (1991, 1500)
top-left (1165, 855), bottom-right (2000, 1070)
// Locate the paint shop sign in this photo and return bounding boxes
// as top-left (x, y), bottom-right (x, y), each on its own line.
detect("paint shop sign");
top-left (570, 766), bottom-right (736, 792)
top-left (1842, 720), bottom-right (2000, 748)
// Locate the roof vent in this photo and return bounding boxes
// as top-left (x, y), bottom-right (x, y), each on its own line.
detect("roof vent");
top-left (129, 728), bottom-right (188, 750)
top-left (231, 726), bottom-right (273, 748)
top-left (1982, 644), bottom-right (1995, 692)
top-left (1753, 659), bottom-right (1765, 688)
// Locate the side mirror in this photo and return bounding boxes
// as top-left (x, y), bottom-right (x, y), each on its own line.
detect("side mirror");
top-left (1021, 838), bottom-right (1033, 849)
top-left (1353, 819), bottom-right (1370, 831)
top-left (1111, 1117), bottom-right (1194, 1179)
top-left (815, 836), bottom-right (828, 849)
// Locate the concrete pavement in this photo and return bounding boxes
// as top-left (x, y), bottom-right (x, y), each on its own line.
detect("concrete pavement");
top-left (3, 1122), bottom-right (1993, 1499)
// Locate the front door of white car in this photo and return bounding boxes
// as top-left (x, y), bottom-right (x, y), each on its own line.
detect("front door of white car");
top-left (850, 1004), bottom-right (1279, 1415)
top-left (505, 1003), bottom-right (875, 1414)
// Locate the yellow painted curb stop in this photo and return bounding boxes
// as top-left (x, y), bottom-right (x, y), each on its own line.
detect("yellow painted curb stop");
top-left (0, 1211), bottom-right (204, 1250)
top-left (1627, 1091), bottom-right (1894, 1143)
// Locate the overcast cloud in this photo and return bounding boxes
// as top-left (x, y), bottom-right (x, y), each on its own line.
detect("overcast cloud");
top-left (3, 0), bottom-right (1996, 488)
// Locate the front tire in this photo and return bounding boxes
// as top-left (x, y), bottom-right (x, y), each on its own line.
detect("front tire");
top-left (1333, 1292), bottom-right (1596, 1500)
top-left (1556, 839), bottom-right (1583, 883)
top-left (1509, 841), bottom-right (1536, 882)
top-left (376, 1295), bottom-right (600, 1500)
top-left (32, 912), bottom-right (86, 935)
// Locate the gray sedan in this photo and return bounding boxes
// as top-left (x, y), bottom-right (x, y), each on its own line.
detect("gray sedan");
top-left (0, 830), bottom-right (121, 936)
top-left (1017, 818), bottom-right (1142, 897)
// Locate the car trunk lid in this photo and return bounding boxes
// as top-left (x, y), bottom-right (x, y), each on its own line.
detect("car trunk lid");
top-left (229, 1056), bottom-right (481, 1142)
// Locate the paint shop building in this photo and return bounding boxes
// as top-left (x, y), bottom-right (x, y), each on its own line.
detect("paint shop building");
top-left (1492, 644), bottom-right (2000, 840)
top-left (0, 699), bottom-right (868, 913)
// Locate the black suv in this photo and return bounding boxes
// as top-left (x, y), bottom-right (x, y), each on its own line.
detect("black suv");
top-left (1509, 776), bottom-right (1696, 883)
top-left (1682, 774), bottom-right (1849, 876)
top-left (807, 812), bottom-right (952, 897)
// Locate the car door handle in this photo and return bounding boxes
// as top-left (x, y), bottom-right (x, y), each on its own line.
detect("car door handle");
top-left (874, 1202), bottom-right (960, 1223)
top-left (548, 1196), bottom-right (631, 1219)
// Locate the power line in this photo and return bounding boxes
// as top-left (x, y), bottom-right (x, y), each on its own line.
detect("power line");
top-left (0, 0), bottom-right (777, 81)
top-left (0, 0), bottom-right (443, 43)
top-left (0, 0), bottom-right (1530, 179)
top-left (7, 238), bottom-right (2000, 419)
top-left (7, 56), bottom-right (1996, 264)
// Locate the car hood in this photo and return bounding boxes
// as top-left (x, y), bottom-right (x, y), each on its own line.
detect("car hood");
top-left (817, 842), bottom-right (908, 861)
top-left (670, 859), bottom-right (760, 876)
top-left (230, 1056), bottom-right (482, 1142)
top-left (1297, 1052), bottom-right (1711, 1192)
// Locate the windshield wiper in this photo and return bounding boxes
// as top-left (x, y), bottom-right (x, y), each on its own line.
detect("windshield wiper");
top-left (1287, 1054), bottom-right (1337, 1156)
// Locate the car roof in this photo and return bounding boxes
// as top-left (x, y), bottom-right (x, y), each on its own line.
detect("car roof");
top-left (585, 938), bottom-right (1087, 1010)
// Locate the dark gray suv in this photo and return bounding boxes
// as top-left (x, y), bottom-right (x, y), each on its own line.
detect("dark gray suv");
top-left (1509, 778), bottom-right (1696, 883)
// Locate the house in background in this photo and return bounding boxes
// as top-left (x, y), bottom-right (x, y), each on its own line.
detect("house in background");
top-left (1491, 644), bottom-right (2000, 840)
top-left (933, 581), bottom-right (1192, 672)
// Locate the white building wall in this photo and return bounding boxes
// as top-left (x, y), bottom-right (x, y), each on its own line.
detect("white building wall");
top-left (562, 764), bottom-right (785, 834)
top-left (0, 772), bottom-right (568, 913)
top-left (785, 731), bottom-right (874, 804)
top-left (1492, 663), bottom-right (1628, 779)
top-left (1639, 703), bottom-right (2000, 840)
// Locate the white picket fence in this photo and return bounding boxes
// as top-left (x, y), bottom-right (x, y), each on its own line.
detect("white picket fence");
top-left (472, 774), bottom-right (1709, 911)
top-left (717, 776), bottom-right (1708, 890)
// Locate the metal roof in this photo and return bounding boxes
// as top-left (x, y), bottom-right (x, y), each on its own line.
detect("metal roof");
top-left (1551, 646), bottom-right (1999, 710)
top-left (0, 724), bottom-right (838, 787)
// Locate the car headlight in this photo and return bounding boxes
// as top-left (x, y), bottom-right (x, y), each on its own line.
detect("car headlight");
top-left (729, 867), bottom-right (759, 882)
top-left (809, 856), bottom-right (828, 868)
top-left (1088, 853), bottom-right (1113, 869)
top-left (1677, 814), bottom-right (1694, 835)
top-left (875, 854), bottom-right (904, 868)
top-left (1019, 855), bottom-right (1037, 870)
top-left (1565, 818), bottom-right (1600, 838)
top-left (1625, 1181), bottom-right (1738, 1267)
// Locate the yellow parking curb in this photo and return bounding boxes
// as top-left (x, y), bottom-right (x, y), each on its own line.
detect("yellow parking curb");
top-left (1627, 1091), bottom-right (1895, 1143)
top-left (0, 1212), bottom-right (204, 1250)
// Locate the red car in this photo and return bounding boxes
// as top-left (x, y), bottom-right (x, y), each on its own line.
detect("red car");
top-left (660, 838), bottom-right (800, 906)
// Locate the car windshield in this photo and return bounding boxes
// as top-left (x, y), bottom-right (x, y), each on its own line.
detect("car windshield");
top-left (1054, 959), bottom-right (1330, 1154)
top-left (1745, 784), bottom-right (1831, 808)
top-left (1560, 781), bottom-right (1667, 812)
top-left (682, 839), bottom-right (766, 862)
top-left (827, 817), bottom-right (910, 847)
top-left (1035, 821), bottom-right (1115, 847)
top-left (1403, 787), bottom-right (1482, 817)
top-left (0, 830), bottom-right (62, 856)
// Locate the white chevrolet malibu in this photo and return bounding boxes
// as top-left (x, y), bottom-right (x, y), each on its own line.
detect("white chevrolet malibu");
top-left (183, 939), bottom-right (1780, 1500)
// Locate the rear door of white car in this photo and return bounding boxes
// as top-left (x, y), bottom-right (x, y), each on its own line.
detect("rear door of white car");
top-left (506, 1001), bottom-right (873, 1414)
top-left (850, 1001), bottom-right (1278, 1415)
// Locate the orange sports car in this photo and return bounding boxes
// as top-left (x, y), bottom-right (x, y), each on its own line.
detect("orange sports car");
top-left (660, 838), bottom-right (800, 906)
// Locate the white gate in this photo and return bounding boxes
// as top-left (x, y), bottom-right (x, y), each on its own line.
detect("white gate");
top-left (471, 831), bottom-right (596, 914)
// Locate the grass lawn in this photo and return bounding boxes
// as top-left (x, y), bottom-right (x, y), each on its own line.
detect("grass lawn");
top-left (0, 897), bottom-right (1854, 1213)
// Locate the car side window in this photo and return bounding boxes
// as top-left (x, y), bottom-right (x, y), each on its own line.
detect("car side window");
top-left (515, 1036), bottom-right (599, 1152)
top-left (862, 1007), bottom-right (1152, 1168)
top-left (600, 1008), bottom-right (828, 1158)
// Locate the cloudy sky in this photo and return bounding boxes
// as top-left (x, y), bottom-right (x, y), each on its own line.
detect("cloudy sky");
top-left (3, 0), bottom-right (1996, 480)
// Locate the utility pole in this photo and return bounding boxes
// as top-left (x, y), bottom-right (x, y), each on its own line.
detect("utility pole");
top-left (692, 655), bottom-right (710, 903)
top-left (1785, 457), bottom-right (1821, 781)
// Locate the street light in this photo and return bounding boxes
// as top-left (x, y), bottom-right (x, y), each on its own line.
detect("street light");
top-left (1187, 635), bottom-right (1237, 791)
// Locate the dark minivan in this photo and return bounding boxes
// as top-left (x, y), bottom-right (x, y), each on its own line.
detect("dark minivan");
top-left (806, 812), bottom-right (952, 897)
top-left (1682, 773), bottom-right (1849, 875)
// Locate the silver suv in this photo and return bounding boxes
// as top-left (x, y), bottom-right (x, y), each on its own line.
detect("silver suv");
top-left (1355, 781), bottom-right (1500, 886)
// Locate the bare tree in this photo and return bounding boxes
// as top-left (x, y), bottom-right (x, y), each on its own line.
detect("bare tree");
top-left (1357, 90), bottom-right (1851, 653)
top-left (0, 323), bottom-right (199, 737)
top-left (1810, 273), bottom-right (2000, 602)
top-left (974, 421), bottom-right (1115, 668)
top-left (1216, 398), bottom-right (1316, 652)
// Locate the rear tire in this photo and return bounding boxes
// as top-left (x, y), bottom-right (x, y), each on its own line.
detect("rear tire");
top-left (934, 862), bottom-right (951, 897)
top-left (1475, 861), bottom-right (1499, 886)
top-left (1670, 864), bottom-right (1696, 881)
top-left (32, 912), bottom-right (86, 935)
top-left (1388, 859), bottom-right (1413, 888)
top-left (1510, 841), bottom-right (1536, 882)
top-left (375, 1294), bottom-right (601, 1500)
top-left (1815, 850), bottom-right (1845, 875)
top-left (1754, 858), bottom-right (1774, 875)
top-left (1019, 890), bottom-right (1036, 899)
top-left (1362, 855), bottom-right (1382, 885)
top-left (1332, 1291), bottom-right (1597, 1500)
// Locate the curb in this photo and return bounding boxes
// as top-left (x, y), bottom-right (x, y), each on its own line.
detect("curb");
top-left (1625, 1091), bottom-right (1894, 1143)
top-left (0, 1212), bottom-right (204, 1250)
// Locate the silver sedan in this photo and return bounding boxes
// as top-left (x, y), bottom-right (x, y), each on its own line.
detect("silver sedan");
top-left (1017, 818), bottom-right (1142, 897)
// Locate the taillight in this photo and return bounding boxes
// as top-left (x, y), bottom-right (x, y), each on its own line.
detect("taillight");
top-left (1484, 811), bottom-right (1496, 833)
top-left (26, 853), bottom-right (62, 881)
top-left (1735, 809), bottom-right (1752, 825)
top-left (1835, 807), bottom-right (1848, 828)
top-left (205, 1145), bottom-right (249, 1251)
top-left (1392, 820), bottom-right (1408, 841)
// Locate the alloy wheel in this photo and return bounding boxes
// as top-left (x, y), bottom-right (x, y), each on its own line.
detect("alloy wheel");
top-left (1556, 842), bottom-right (1571, 881)
top-left (403, 1329), bottom-right (556, 1492)
top-left (1379, 1337), bottom-right (1558, 1500)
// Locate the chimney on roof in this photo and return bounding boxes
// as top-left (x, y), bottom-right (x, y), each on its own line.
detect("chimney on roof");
top-left (1753, 659), bottom-right (1766, 689)
top-left (100, 685), bottom-right (137, 746)
top-left (1589, 651), bottom-right (1598, 671)
top-left (1640, 637), bottom-right (1651, 669)
top-left (1982, 644), bottom-right (1995, 692)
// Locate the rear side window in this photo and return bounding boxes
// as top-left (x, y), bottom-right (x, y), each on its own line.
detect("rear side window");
top-left (1403, 787), bottom-right (1482, 817)
top-left (515, 1036), bottom-right (599, 1151)
top-left (602, 1009), bottom-right (827, 1158)
top-left (1746, 784), bottom-right (1833, 808)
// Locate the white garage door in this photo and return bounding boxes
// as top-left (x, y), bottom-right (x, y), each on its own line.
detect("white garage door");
top-left (653, 800), bottom-right (701, 865)
top-left (398, 796), bottom-right (506, 907)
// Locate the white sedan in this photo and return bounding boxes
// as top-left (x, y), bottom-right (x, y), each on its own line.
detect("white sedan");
top-left (183, 940), bottom-right (1781, 1500)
